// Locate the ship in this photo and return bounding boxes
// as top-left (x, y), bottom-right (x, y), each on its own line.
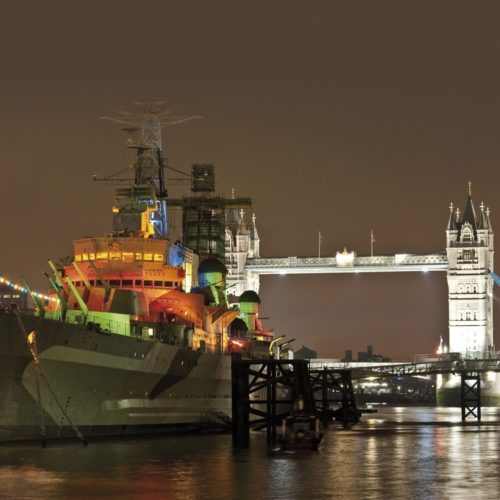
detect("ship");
top-left (0, 102), bottom-right (280, 442)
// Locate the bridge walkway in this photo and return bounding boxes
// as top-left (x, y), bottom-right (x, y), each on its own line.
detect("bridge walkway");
top-left (246, 253), bottom-right (448, 275)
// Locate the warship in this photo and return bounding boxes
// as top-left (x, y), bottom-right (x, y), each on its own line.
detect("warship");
top-left (0, 102), bottom-right (278, 442)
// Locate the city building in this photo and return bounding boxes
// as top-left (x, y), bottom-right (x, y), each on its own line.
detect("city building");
top-left (344, 344), bottom-right (390, 362)
top-left (294, 345), bottom-right (317, 359)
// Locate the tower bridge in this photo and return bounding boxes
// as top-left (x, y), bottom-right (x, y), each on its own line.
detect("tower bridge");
top-left (225, 184), bottom-right (496, 364)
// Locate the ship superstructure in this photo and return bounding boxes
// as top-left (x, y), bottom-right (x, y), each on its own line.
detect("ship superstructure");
top-left (40, 102), bottom-right (273, 354)
top-left (0, 102), bottom-right (277, 441)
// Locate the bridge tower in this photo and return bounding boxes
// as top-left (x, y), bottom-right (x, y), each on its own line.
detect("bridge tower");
top-left (446, 184), bottom-right (495, 358)
top-left (225, 206), bottom-right (260, 298)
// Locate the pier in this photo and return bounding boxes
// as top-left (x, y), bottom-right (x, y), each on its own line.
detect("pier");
top-left (231, 355), bottom-right (500, 446)
top-left (231, 358), bottom-right (360, 447)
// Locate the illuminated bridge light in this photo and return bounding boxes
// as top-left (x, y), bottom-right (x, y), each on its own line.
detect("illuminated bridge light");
top-left (336, 248), bottom-right (355, 267)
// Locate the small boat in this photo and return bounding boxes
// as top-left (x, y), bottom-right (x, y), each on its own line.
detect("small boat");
top-left (278, 398), bottom-right (323, 451)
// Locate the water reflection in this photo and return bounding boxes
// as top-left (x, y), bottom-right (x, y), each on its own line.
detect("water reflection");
top-left (0, 408), bottom-right (500, 499)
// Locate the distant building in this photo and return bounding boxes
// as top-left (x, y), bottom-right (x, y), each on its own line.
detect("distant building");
top-left (344, 344), bottom-right (390, 363)
top-left (294, 345), bottom-right (317, 359)
top-left (358, 351), bottom-right (369, 362)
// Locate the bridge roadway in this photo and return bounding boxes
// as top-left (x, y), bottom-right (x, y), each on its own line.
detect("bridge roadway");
top-left (309, 357), bottom-right (500, 378)
top-left (246, 253), bottom-right (449, 275)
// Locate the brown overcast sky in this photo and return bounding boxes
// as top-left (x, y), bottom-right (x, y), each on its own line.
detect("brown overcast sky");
top-left (1, 1), bottom-right (499, 359)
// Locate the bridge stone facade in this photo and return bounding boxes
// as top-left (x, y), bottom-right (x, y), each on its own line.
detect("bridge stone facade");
top-left (446, 192), bottom-right (494, 358)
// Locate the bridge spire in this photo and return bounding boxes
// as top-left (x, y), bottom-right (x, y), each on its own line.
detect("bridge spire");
top-left (447, 202), bottom-right (457, 231)
top-left (486, 206), bottom-right (492, 229)
top-left (479, 201), bottom-right (490, 230)
top-left (461, 183), bottom-right (478, 232)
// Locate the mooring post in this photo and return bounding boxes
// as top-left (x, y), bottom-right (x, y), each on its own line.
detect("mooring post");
top-left (266, 362), bottom-right (278, 445)
top-left (232, 358), bottom-right (250, 447)
top-left (321, 368), bottom-right (329, 424)
top-left (460, 372), bottom-right (481, 422)
top-left (338, 370), bottom-right (359, 428)
top-left (295, 360), bottom-right (314, 414)
top-left (266, 362), bottom-right (272, 445)
top-left (272, 362), bottom-right (278, 444)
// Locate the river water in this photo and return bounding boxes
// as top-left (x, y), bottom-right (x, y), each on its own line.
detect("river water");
top-left (1, 407), bottom-right (500, 499)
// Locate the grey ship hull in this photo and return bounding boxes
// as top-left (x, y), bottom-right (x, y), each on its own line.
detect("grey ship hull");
top-left (0, 312), bottom-right (232, 442)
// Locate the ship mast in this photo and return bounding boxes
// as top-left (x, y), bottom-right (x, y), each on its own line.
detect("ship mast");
top-left (101, 100), bottom-right (200, 198)
top-left (100, 101), bottom-right (200, 239)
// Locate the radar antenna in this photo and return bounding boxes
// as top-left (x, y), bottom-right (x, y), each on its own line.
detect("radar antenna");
top-left (97, 101), bottom-right (201, 240)
top-left (99, 100), bottom-right (200, 197)
top-left (101, 100), bottom-right (201, 152)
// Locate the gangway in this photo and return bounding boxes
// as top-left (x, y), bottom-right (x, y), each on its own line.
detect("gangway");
top-left (311, 357), bottom-right (500, 378)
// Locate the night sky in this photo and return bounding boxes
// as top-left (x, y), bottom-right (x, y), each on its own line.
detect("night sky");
top-left (1, 2), bottom-right (499, 360)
